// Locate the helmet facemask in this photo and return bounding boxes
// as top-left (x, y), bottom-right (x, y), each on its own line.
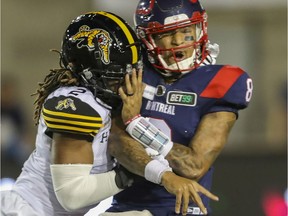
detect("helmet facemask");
top-left (137, 12), bottom-right (208, 77)
top-left (78, 61), bottom-right (142, 109)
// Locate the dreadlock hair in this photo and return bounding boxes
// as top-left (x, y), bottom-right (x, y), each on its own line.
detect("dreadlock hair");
top-left (31, 50), bottom-right (80, 125)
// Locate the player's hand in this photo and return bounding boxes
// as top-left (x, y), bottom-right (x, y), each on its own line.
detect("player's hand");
top-left (119, 68), bottom-right (145, 124)
top-left (161, 172), bottom-right (219, 215)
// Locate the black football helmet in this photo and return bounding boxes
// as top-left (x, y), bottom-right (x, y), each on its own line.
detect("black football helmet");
top-left (61, 11), bottom-right (142, 108)
top-left (134, 0), bottom-right (208, 76)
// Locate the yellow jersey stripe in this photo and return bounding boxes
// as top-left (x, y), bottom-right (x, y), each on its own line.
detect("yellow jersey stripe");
top-left (43, 108), bottom-right (102, 121)
top-left (43, 115), bottom-right (103, 128)
top-left (96, 11), bottom-right (138, 64)
top-left (45, 122), bottom-right (99, 134)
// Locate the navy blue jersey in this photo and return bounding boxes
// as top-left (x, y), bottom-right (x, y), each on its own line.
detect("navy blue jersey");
top-left (109, 64), bottom-right (253, 215)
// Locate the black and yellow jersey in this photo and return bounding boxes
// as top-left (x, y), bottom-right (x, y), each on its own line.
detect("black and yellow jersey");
top-left (42, 86), bottom-right (108, 141)
top-left (13, 86), bottom-right (115, 215)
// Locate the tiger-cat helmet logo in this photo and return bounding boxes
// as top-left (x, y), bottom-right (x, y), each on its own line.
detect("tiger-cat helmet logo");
top-left (71, 25), bottom-right (112, 65)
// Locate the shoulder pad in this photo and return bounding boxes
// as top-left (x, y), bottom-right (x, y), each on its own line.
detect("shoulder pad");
top-left (200, 65), bottom-right (253, 109)
top-left (200, 65), bottom-right (244, 99)
top-left (42, 88), bottom-right (104, 137)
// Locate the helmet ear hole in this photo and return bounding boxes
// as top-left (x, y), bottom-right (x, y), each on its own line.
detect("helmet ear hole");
top-left (82, 69), bottom-right (93, 80)
top-left (61, 11), bottom-right (142, 108)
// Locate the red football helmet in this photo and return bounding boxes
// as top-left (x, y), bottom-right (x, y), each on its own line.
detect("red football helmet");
top-left (134, 0), bottom-right (209, 76)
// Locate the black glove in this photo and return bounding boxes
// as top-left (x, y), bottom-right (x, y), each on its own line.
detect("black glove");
top-left (114, 165), bottom-right (135, 189)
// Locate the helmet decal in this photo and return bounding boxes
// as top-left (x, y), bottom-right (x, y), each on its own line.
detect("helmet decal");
top-left (71, 25), bottom-right (112, 65)
top-left (96, 11), bottom-right (139, 64)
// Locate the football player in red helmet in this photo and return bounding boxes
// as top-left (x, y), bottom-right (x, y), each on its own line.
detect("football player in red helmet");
top-left (105, 0), bottom-right (253, 215)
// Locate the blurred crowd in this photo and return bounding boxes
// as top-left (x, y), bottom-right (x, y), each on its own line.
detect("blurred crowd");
top-left (1, 75), bottom-right (34, 181)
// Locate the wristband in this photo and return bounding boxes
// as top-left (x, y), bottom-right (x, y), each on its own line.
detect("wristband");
top-left (124, 114), bottom-right (141, 126)
top-left (144, 159), bottom-right (172, 184)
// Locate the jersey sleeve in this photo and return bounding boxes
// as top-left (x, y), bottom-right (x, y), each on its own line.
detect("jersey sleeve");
top-left (200, 65), bottom-right (253, 114)
top-left (42, 93), bottom-right (103, 140)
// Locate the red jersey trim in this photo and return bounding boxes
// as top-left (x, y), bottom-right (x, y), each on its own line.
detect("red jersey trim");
top-left (200, 66), bottom-right (244, 99)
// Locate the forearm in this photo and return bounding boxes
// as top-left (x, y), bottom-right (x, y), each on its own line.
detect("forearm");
top-left (167, 112), bottom-right (236, 180)
top-left (166, 142), bottom-right (222, 181)
top-left (51, 164), bottom-right (121, 211)
top-left (108, 120), bottom-right (151, 177)
top-left (109, 118), bottom-right (175, 185)
top-left (166, 144), bottom-right (203, 180)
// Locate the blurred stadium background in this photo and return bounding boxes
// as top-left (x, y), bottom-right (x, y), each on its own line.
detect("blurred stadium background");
top-left (1, 0), bottom-right (287, 215)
